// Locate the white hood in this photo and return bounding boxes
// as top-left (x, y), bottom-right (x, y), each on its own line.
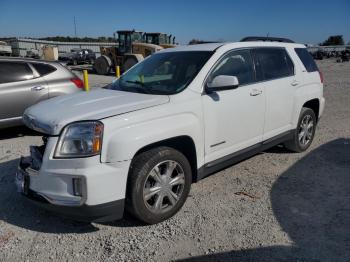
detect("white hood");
top-left (23, 89), bottom-right (169, 135)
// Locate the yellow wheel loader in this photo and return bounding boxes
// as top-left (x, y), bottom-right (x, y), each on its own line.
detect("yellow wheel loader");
top-left (94, 30), bottom-right (164, 75)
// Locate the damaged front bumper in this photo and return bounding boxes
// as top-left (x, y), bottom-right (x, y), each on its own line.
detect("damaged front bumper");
top-left (15, 144), bottom-right (125, 223)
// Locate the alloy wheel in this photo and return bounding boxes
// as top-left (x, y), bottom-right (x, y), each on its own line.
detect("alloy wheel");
top-left (298, 114), bottom-right (314, 146)
top-left (143, 160), bottom-right (185, 214)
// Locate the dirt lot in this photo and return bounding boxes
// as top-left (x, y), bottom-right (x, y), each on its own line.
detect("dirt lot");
top-left (0, 60), bottom-right (349, 262)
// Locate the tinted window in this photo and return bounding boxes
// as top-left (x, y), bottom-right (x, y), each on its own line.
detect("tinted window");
top-left (210, 49), bottom-right (255, 85)
top-left (0, 62), bottom-right (34, 84)
top-left (32, 63), bottom-right (56, 76)
top-left (295, 48), bottom-right (319, 72)
top-left (254, 48), bottom-right (294, 81)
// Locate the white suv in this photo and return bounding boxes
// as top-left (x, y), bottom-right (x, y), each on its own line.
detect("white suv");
top-left (17, 37), bottom-right (325, 224)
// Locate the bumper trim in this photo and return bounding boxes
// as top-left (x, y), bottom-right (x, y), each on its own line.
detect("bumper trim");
top-left (25, 191), bottom-right (125, 222)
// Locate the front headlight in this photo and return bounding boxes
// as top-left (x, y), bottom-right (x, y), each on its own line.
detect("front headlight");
top-left (54, 121), bottom-right (103, 158)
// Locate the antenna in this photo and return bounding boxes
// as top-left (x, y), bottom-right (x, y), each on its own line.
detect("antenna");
top-left (74, 16), bottom-right (77, 38)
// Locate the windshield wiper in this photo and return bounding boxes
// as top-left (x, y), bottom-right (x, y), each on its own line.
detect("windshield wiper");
top-left (123, 80), bottom-right (153, 94)
top-left (125, 80), bottom-right (145, 87)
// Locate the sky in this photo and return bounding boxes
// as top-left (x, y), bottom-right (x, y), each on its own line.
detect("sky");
top-left (0, 0), bottom-right (349, 45)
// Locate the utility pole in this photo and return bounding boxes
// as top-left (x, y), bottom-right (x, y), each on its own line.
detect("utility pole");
top-left (74, 16), bottom-right (77, 38)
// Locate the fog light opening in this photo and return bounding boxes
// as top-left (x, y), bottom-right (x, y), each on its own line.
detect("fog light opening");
top-left (73, 178), bottom-right (83, 196)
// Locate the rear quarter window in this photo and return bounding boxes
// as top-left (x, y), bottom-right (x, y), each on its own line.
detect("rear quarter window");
top-left (0, 62), bottom-right (34, 84)
top-left (254, 48), bottom-right (294, 81)
top-left (31, 63), bottom-right (57, 76)
top-left (294, 48), bottom-right (319, 72)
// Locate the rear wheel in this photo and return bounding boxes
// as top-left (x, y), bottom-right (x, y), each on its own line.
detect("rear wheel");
top-left (127, 147), bottom-right (192, 224)
top-left (285, 107), bottom-right (317, 152)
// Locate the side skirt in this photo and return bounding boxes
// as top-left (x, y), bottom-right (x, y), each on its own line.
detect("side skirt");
top-left (196, 130), bottom-right (294, 181)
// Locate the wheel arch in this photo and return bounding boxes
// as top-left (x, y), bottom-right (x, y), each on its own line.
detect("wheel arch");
top-left (303, 98), bottom-right (320, 122)
top-left (131, 136), bottom-right (198, 183)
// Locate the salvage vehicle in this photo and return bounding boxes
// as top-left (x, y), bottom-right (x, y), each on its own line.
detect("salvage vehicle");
top-left (58, 49), bottom-right (96, 65)
top-left (0, 57), bottom-right (83, 129)
top-left (17, 37), bottom-right (325, 224)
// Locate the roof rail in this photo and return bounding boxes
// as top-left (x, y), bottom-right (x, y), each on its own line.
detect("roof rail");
top-left (240, 36), bottom-right (294, 43)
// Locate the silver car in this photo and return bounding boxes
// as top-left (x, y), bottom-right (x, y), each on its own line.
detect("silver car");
top-left (0, 57), bottom-right (84, 129)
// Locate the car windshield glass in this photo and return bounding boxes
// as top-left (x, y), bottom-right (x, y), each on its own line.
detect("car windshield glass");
top-left (107, 51), bottom-right (213, 95)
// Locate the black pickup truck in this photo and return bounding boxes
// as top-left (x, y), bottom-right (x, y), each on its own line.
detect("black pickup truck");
top-left (58, 49), bottom-right (96, 65)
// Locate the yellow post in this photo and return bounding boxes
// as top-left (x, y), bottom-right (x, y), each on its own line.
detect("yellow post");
top-left (83, 70), bottom-right (89, 92)
top-left (115, 66), bottom-right (120, 78)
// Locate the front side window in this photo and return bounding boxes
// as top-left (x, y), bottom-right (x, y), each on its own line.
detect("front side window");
top-left (254, 48), bottom-right (294, 81)
top-left (108, 51), bottom-right (213, 95)
top-left (0, 62), bottom-right (34, 84)
top-left (209, 49), bottom-right (255, 86)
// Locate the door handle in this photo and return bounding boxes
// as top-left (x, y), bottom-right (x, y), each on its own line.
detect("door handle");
top-left (291, 80), bottom-right (299, 86)
top-left (31, 86), bottom-right (46, 91)
top-left (250, 89), bottom-right (262, 96)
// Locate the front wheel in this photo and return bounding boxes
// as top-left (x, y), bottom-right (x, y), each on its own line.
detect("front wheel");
top-left (127, 147), bottom-right (192, 224)
top-left (285, 107), bottom-right (317, 152)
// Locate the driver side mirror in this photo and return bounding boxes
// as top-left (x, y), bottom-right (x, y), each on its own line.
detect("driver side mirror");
top-left (205, 75), bottom-right (239, 93)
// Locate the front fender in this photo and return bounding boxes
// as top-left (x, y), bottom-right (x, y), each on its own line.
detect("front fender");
top-left (100, 113), bottom-right (203, 166)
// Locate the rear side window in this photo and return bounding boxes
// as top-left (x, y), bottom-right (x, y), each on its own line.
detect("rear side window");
top-left (32, 63), bottom-right (56, 76)
top-left (295, 48), bottom-right (319, 72)
top-left (210, 49), bottom-right (256, 85)
top-left (254, 48), bottom-right (294, 81)
top-left (0, 62), bottom-right (34, 84)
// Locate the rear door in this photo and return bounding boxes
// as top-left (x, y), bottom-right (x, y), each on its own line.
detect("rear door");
top-left (0, 61), bottom-right (48, 120)
top-left (253, 48), bottom-right (297, 140)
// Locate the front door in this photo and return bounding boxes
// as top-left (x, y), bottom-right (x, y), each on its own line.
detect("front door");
top-left (202, 49), bottom-right (266, 164)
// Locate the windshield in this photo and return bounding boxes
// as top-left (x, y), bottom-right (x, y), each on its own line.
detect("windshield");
top-left (108, 51), bottom-right (213, 95)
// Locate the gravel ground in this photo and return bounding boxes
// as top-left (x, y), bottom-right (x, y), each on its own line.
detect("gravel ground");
top-left (0, 60), bottom-right (349, 262)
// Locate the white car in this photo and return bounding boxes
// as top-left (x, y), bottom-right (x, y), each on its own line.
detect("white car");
top-left (17, 37), bottom-right (325, 224)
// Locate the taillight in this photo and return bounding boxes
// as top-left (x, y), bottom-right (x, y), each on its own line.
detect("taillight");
top-left (319, 71), bottom-right (324, 84)
top-left (70, 77), bottom-right (84, 88)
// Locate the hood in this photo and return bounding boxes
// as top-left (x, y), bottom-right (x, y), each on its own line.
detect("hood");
top-left (23, 89), bottom-right (169, 135)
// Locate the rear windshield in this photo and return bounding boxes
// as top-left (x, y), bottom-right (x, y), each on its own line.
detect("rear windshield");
top-left (295, 48), bottom-right (319, 72)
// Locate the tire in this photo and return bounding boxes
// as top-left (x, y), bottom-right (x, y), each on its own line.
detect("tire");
top-left (126, 147), bottom-right (192, 224)
top-left (94, 55), bottom-right (111, 75)
top-left (123, 57), bottom-right (138, 72)
top-left (284, 107), bottom-right (317, 152)
top-left (73, 59), bottom-right (78, 66)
